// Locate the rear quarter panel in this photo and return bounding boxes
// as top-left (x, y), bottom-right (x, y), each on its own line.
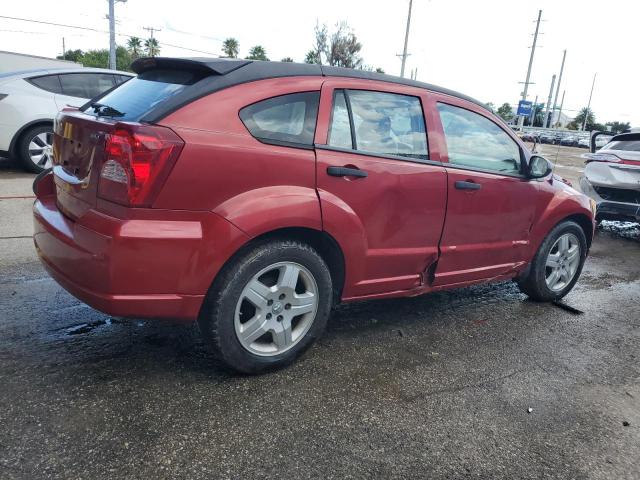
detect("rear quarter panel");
top-left (155, 77), bottom-right (324, 236)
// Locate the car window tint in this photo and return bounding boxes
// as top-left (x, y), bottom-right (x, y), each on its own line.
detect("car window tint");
top-left (59, 73), bottom-right (116, 99)
top-left (82, 68), bottom-right (202, 121)
top-left (328, 90), bottom-right (353, 149)
top-left (240, 92), bottom-right (320, 146)
top-left (437, 103), bottom-right (521, 174)
top-left (28, 75), bottom-right (63, 94)
top-left (346, 90), bottom-right (428, 160)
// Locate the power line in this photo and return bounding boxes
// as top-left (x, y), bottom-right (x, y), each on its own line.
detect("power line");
top-left (0, 14), bottom-right (219, 56)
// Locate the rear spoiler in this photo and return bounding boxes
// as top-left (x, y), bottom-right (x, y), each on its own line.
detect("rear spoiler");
top-left (130, 57), bottom-right (250, 76)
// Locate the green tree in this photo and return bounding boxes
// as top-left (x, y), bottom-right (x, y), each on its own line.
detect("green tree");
top-left (56, 49), bottom-right (84, 63)
top-left (144, 37), bottom-right (160, 57)
top-left (605, 121), bottom-right (631, 134)
top-left (79, 46), bottom-right (132, 71)
top-left (304, 50), bottom-right (320, 64)
top-left (569, 108), bottom-right (596, 131)
top-left (126, 37), bottom-right (143, 59)
top-left (280, 57), bottom-right (294, 62)
top-left (222, 38), bottom-right (239, 58)
top-left (496, 103), bottom-right (513, 121)
top-left (485, 102), bottom-right (495, 113)
top-left (375, 67), bottom-right (385, 74)
top-left (246, 45), bottom-right (269, 61)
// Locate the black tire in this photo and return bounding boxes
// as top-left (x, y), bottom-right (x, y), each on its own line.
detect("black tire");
top-left (198, 239), bottom-right (333, 374)
top-left (517, 221), bottom-right (587, 301)
top-left (17, 124), bottom-right (53, 174)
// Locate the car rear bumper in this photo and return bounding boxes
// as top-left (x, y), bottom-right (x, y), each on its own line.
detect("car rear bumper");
top-left (580, 176), bottom-right (640, 222)
top-left (33, 174), bottom-right (249, 321)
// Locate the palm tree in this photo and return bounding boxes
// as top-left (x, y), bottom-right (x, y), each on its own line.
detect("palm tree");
top-left (280, 57), bottom-right (294, 62)
top-left (144, 37), bottom-right (160, 57)
top-left (127, 37), bottom-right (142, 59)
top-left (222, 38), bottom-right (239, 58)
top-left (245, 45), bottom-right (269, 61)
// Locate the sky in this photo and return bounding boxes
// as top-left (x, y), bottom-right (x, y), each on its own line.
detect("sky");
top-left (1, 0), bottom-right (638, 126)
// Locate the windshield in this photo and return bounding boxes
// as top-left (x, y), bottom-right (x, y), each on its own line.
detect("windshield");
top-left (81, 68), bottom-right (204, 121)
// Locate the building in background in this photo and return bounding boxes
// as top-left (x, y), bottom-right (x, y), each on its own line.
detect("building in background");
top-left (0, 51), bottom-right (81, 74)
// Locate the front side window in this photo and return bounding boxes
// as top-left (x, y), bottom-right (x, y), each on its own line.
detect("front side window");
top-left (59, 73), bottom-right (116, 99)
top-left (329, 89), bottom-right (428, 160)
top-left (240, 92), bottom-right (320, 147)
top-left (437, 103), bottom-right (521, 175)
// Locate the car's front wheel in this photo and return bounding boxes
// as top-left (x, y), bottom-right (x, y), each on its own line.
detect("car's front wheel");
top-left (198, 239), bottom-right (333, 374)
top-left (17, 124), bottom-right (54, 173)
top-left (517, 221), bottom-right (587, 301)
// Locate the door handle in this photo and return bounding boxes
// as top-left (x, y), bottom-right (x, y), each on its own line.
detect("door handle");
top-left (454, 180), bottom-right (481, 191)
top-left (327, 166), bottom-right (368, 178)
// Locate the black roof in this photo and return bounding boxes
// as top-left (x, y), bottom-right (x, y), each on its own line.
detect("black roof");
top-left (131, 57), bottom-right (489, 123)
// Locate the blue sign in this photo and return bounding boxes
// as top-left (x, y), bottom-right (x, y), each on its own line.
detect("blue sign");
top-left (517, 100), bottom-right (533, 116)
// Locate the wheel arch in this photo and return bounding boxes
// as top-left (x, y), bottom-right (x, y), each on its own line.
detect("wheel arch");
top-left (9, 118), bottom-right (54, 155)
top-left (206, 226), bottom-right (346, 308)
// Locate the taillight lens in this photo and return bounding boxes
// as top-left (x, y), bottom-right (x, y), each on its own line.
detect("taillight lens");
top-left (98, 124), bottom-right (184, 207)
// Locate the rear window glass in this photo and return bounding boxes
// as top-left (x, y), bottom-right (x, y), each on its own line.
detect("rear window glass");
top-left (81, 69), bottom-right (203, 121)
top-left (605, 140), bottom-right (640, 152)
top-left (28, 75), bottom-right (63, 94)
top-left (239, 92), bottom-right (320, 147)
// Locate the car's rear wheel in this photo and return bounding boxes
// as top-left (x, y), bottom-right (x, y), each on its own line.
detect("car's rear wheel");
top-left (517, 221), bottom-right (587, 301)
top-left (198, 239), bottom-right (333, 374)
top-left (17, 124), bottom-right (54, 173)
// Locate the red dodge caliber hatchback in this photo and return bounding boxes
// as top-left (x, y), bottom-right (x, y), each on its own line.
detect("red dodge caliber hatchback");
top-left (33, 57), bottom-right (595, 373)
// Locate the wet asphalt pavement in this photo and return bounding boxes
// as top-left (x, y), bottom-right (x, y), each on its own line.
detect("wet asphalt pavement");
top-left (1, 155), bottom-right (639, 479)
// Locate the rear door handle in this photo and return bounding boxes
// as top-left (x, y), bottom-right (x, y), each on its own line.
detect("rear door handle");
top-left (454, 180), bottom-right (481, 191)
top-left (327, 166), bottom-right (368, 178)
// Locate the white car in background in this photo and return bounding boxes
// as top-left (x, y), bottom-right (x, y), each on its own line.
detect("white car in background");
top-left (0, 68), bottom-right (133, 173)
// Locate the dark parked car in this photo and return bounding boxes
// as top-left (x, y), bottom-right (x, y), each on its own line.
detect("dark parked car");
top-left (33, 57), bottom-right (595, 373)
top-left (560, 135), bottom-right (578, 147)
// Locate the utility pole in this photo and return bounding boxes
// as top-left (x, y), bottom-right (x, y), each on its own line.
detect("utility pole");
top-left (551, 50), bottom-right (566, 128)
top-left (107, 0), bottom-right (127, 70)
top-left (62, 37), bottom-right (66, 60)
top-left (544, 74), bottom-right (556, 128)
top-left (517, 10), bottom-right (542, 129)
top-left (399, 0), bottom-right (413, 78)
top-left (582, 73), bottom-right (597, 131)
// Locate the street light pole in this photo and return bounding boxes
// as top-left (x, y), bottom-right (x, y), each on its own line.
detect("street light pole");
top-left (582, 73), bottom-right (597, 131)
top-left (551, 50), bottom-right (566, 127)
top-left (544, 74), bottom-right (556, 128)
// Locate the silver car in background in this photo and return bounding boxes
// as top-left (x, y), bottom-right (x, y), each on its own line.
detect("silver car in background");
top-left (580, 130), bottom-right (640, 223)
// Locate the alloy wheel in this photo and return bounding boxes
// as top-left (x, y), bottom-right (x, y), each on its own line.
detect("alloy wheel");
top-left (234, 262), bottom-right (319, 356)
top-left (28, 131), bottom-right (54, 170)
top-left (545, 233), bottom-right (581, 292)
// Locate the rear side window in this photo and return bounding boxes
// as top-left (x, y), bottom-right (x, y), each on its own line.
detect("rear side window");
top-left (28, 75), bottom-right (63, 94)
top-left (328, 89), bottom-right (428, 161)
top-left (59, 73), bottom-right (116, 99)
top-left (81, 68), bottom-right (202, 121)
top-left (240, 92), bottom-right (320, 147)
top-left (437, 103), bottom-right (521, 175)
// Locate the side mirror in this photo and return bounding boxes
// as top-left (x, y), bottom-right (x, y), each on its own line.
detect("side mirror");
top-left (528, 155), bottom-right (553, 179)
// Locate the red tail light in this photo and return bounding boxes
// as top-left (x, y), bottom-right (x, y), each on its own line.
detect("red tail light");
top-left (98, 124), bottom-right (184, 207)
